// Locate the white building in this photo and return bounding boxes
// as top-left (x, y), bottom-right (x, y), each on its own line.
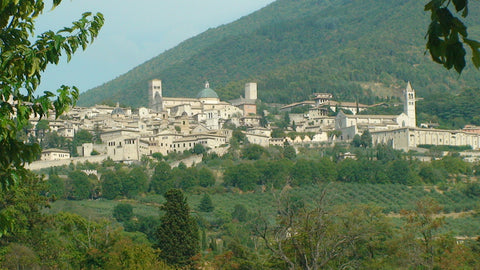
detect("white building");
top-left (335, 82), bottom-right (416, 140)
top-left (371, 127), bottom-right (480, 151)
top-left (41, 149), bottom-right (71, 161)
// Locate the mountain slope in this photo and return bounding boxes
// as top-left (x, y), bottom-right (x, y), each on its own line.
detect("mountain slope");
top-left (78, 0), bottom-right (480, 107)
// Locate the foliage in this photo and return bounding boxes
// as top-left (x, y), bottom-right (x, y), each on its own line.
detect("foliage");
top-left (241, 143), bottom-right (266, 160)
top-left (0, 171), bottom-right (51, 245)
top-left (113, 203), bottom-right (133, 223)
top-left (126, 166), bottom-right (148, 197)
top-left (0, 0), bottom-right (103, 235)
top-left (360, 130), bottom-right (372, 148)
top-left (149, 161), bottom-right (172, 194)
top-left (417, 88), bottom-right (480, 129)
top-left (47, 173), bottom-right (65, 199)
top-left (418, 144), bottom-right (472, 152)
top-left (198, 194), bottom-right (214, 212)
top-left (255, 190), bottom-right (393, 269)
top-left (283, 144), bottom-right (296, 160)
top-left (399, 198), bottom-right (445, 268)
top-left (156, 189), bottom-right (199, 268)
top-left (0, 0), bottom-right (103, 189)
top-left (198, 167), bottom-right (216, 188)
top-left (192, 143), bottom-right (206, 154)
top-left (103, 237), bottom-right (167, 270)
top-left (40, 131), bottom-right (68, 150)
top-left (231, 204), bottom-right (248, 222)
top-left (66, 170), bottom-right (93, 200)
top-left (425, 0), bottom-right (480, 73)
top-left (223, 162), bottom-right (260, 191)
top-left (100, 170), bottom-right (122, 200)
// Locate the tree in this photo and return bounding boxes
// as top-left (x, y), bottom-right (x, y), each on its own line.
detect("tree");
top-left (283, 144), bottom-right (296, 160)
top-left (156, 189), bottom-right (199, 268)
top-left (0, 1), bottom-right (103, 235)
top-left (241, 143), bottom-right (266, 160)
top-left (255, 190), bottom-right (389, 269)
top-left (360, 130), bottom-right (372, 148)
top-left (149, 161), bottom-right (172, 194)
top-left (351, 134), bottom-right (362, 148)
top-left (66, 171), bottom-right (93, 200)
top-left (0, 1), bottom-right (103, 189)
top-left (100, 170), bottom-right (122, 200)
top-left (47, 173), bottom-right (65, 199)
top-left (35, 119), bottom-right (50, 138)
top-left (124, 166), bottom-right (148, 198)
top-left (231, 204), bottom-right (248, 222)
top-left (0, 171), bottom-right (51, 246)
top-left (197, 167), bottom-right (215, 187)
top-left (192, 143), bottom-right (206, 154)
top-left (223, 163), bottom-right (260, 191)
top-left (104, 238), bottom-right (167, 270)
top-left (400, 198), bottom-right (445, 269)
top-left (425, 0), bottom-right (480, 73)
top-left (291, 159), bottom-right (314, 186)
top-left (198, 194), bottom-right (214, 212)
top-left (113, 203), bottom-right (133, 223)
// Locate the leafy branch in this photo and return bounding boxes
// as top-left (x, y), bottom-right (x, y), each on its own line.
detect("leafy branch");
top-left (425, 0), bottom-right (480, 73)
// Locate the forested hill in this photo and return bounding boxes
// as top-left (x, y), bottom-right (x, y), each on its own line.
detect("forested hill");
top-left (77, 0), bottom-right (480, 107)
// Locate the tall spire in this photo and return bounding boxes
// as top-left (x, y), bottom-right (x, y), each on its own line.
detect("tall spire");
top-left (403, 81), bottom-right (416, 127)
top-left (406, 81), bottom-right (413, 92)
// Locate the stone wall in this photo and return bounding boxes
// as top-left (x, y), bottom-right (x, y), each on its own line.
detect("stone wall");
top-left (27, 155), bottom-right (108, 170)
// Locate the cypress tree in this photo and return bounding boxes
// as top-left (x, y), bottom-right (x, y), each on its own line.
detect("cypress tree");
top-left (156, 189), bottom-right (199, 268)
top-left (198, 194), bottom-right (214, 212)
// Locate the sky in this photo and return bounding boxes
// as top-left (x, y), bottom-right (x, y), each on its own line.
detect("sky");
top-left (34, 0), bottom-right (275, 94)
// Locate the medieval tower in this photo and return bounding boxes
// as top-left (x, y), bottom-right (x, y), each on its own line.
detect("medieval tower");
top-left (403, 81), bottom-right (416, 127)
top-left (245, 82), bottom-right (257, 100)
top-left (149, 79), bottom-right (163, 112)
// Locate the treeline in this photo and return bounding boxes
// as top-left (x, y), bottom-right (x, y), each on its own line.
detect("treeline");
top-left (222, 144), bottom-right (476, 191)
top-left (46, 159), bottom-right (216, 201)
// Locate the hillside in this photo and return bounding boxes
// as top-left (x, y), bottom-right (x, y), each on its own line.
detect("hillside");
top-left (77, 0), bottom-right (480, 107)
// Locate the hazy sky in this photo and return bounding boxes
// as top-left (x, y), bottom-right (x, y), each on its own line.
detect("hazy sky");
top-left (34, 0), bottom-right (275, 94)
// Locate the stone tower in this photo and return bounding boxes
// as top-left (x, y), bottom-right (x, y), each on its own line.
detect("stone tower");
top-left (403, 81), bottom-right (416, 127)
top-left (149, 79), bottom-right (163, 112)
top-left (245, 82), bottom-right (257, 100)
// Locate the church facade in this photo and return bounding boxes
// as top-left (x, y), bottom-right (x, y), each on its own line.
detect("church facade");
top-left (366, 82), bottom-right (480, 151)
top-left (335, 82), bottom-right (416, 140)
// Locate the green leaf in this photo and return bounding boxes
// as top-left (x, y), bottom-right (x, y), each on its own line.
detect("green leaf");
top-left (452, 0), bottom-right (467, 12)
top-left (52, 0), bottom-right (62, 10)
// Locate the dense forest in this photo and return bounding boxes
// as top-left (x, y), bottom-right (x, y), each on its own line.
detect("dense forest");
top-left (78, 0), bottom-right (480, 110)
top-left (3, 138), bottom-right (480, 269)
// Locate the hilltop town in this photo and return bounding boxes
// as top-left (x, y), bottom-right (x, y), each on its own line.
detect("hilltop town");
top-left (27, 80), bottom-right (480, 169)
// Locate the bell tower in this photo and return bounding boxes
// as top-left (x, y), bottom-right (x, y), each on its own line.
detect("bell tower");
top-left (149, 79), bottom-right (163, 112)
top-left (403, 81), bottom-right (416, 127)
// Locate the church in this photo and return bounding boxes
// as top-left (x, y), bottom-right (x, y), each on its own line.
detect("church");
top-left (338, 82), bottom-right (480, 151)
top-left (148, 79), bottom-right (257, 128)
top-left (336, 82), bottom-right (416, 140)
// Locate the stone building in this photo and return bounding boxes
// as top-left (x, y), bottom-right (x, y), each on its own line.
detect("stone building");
top-left (41, 149), bottom-right (71, 161)
top-left (371, 127), bottom-right (480, 151)
top-left (335, 82), bottom-right (416, 140)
